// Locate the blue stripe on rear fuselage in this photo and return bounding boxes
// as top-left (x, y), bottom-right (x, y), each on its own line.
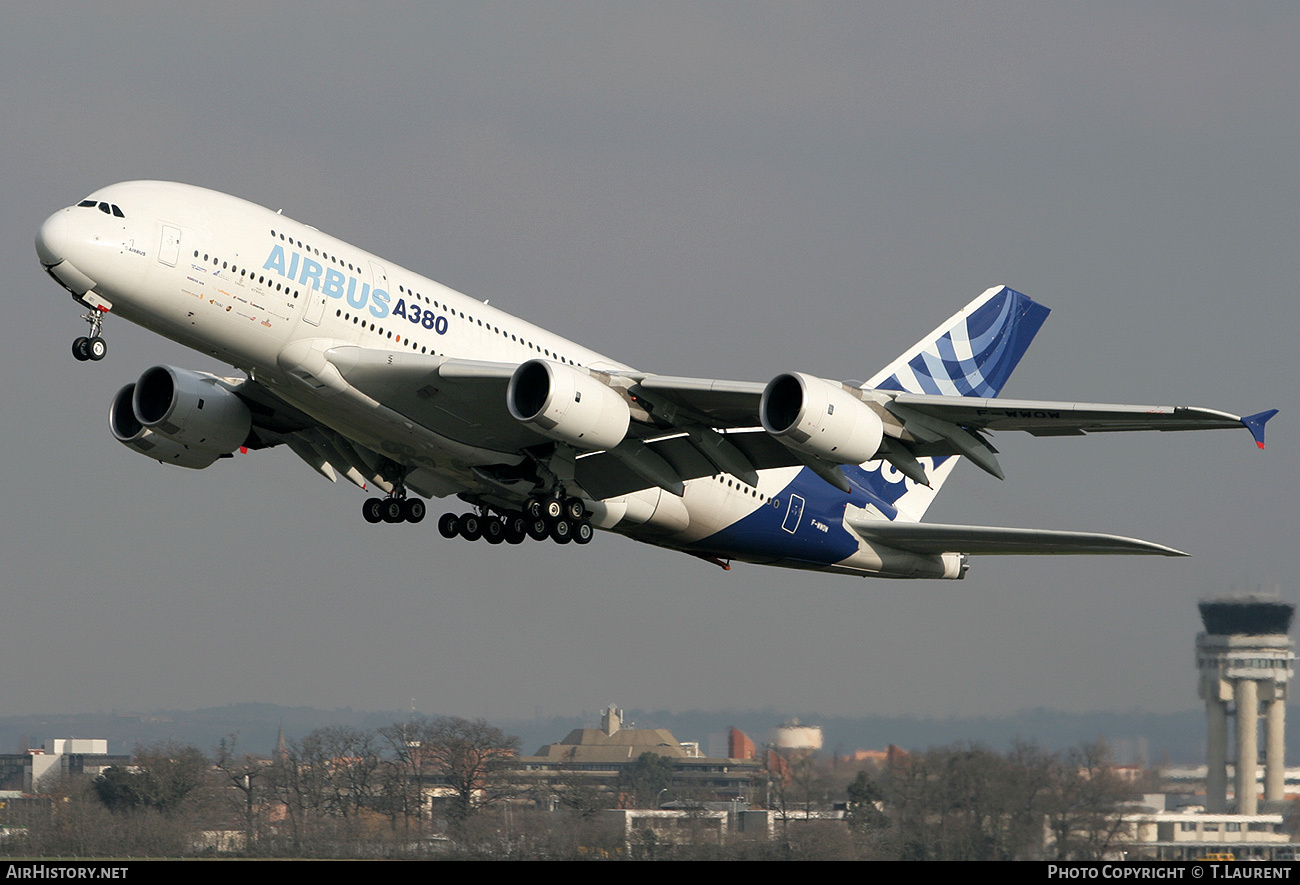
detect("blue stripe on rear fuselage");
top-left (691, 456), bottom-right (950, 565)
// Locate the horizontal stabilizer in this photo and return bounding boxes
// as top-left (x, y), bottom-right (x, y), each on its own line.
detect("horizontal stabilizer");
top-left (1242, 409), bottom-right (1278, 449)
top-left (845, 516), bottom-right (1188, 557)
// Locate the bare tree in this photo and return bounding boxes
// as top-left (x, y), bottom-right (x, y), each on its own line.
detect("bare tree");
top-left (884, 743), bottom-right (1050, 861)
top-left (880, 739), bottom-right (1135, 861)
top-left (377, 719), bottom-right (435, 836)
top-left (213, 733), bottom-right (270, 851)
top-left (313, 725), bottom-right (383, 820)
top-left (1043, 740), bottom-right (1136, 860)
top-left (265, 733), bottom-right (329, 850)
top-left (413, 716), bottom-right (519, 825)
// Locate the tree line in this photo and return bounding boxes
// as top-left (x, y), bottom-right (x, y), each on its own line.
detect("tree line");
top-left (3, 715), bottom-right (525, 858)
top-left (0, 720), bottom-right (1142, 860)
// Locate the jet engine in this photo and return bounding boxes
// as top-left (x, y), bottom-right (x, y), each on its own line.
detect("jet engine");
top-left (507, 360), bottom-right (630, 451)
top-left (108, 366), bottom-right (252, 468)
top-left (761, 372), bottom-right (885, 465)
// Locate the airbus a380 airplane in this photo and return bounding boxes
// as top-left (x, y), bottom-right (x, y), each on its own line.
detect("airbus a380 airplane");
top-left (36, 181), bottom-right (1276, 578)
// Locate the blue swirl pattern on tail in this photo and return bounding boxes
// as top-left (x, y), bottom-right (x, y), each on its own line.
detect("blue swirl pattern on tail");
top-left (869, 286), bottom-right (1050, 398)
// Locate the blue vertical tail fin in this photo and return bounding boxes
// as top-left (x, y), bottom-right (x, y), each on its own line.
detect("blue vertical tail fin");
top-left (866, 285), bottom-right (1050, 396)
top-left (865, 286), bottom-right (1050, 521)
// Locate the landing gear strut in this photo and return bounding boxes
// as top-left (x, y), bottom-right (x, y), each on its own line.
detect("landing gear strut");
top-left (72, 309), bottom-right (107, 362)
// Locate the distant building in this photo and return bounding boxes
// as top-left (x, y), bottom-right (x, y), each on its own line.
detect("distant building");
top-left (728, 727), bottom-right (756, 761)
top-left (1103, 808), bottom-right (1293, 861)
top-left (514, 706), bottom-right (762, 803)
top-left (771, 719), bottom-right (822, 756)
top-left (0, 738), bottom-right (130, 793)
top-left (531, 706), bottom-right (701, 763)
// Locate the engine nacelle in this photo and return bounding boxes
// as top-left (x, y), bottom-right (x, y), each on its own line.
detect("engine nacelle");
top-left (761, 372), bottom-right (885, 465)
top-left (109, 383), bottom-right (224, 469)
top-left (507, 360), bottom-right (630, 451)
top-left (131, 365), bottom-right (252, 454)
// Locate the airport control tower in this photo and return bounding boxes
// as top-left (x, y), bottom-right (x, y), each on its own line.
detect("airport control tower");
top-left (1197, 597), bottom-right (1295, 813)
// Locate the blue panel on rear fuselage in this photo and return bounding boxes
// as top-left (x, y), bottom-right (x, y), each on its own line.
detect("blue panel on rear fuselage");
top-left (692, 457), bottom-right (949, 565)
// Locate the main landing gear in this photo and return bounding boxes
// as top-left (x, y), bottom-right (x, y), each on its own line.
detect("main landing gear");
top-left (362, 495), bottom-right (427, 524)
top-left (361, 465), bottom-right (428, 524)
top-left (71, 309), bottom-right (107, 362)
top-left (437, 496), bottom-right (593, 546)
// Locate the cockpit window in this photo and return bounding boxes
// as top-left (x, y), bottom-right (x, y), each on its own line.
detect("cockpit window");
top-left (76, 199), bottom-right (124, 217)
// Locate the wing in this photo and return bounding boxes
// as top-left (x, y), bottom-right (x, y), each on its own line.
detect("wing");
top-left (626, 375), bottom-right (1276, 486)
top-left (630, 378), bottom-right (1275, 443)
top-left (887, 394), bottom-right (1276, 443)
top-left (844, 515), bottom-right (1188, 557)
top-left (269, 339), bottom-right (1274, 502)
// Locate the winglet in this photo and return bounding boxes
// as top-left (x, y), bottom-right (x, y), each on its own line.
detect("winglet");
top-left (1242, 409), bottom-right (1278, 449)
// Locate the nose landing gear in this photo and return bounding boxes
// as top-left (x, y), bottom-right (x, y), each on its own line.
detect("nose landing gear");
top-left (72, 309), bottom-right (107, 362)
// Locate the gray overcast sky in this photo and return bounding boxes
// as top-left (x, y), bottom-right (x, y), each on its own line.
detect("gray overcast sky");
top-left (2, 2), bottom-right (1295, 725)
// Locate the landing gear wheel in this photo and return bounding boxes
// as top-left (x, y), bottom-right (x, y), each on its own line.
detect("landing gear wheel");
top-left (381, 499), bottom-right (405, 523)
top-left (438, 513), bottom-right (459, 538)
top-left (504, 517), bottom-right (527, 544)
top-left (573, 521), bottom-right (594, 544)
top-left (543, 498), bottom-right (564, 521)
top-left (563, 497), bottom-right (586, 521)
top-left (527, 518), bottom-right (549, 541)
top-left (363, 498), bottom-right (384, 523)
top-left (402, 498), bottom-right (426, 523)
top-left (87, 336), bottom-right (106, 361)
top-left (72, 337), bottom-right (90, 361)
top-left (459, 513), bottom-right (482, 541)
top-left (550, 518), bottom-right (573, 544)
top-left (525, 499), bottom-right (543, 519)
top-left (483, 517), bottom-right (505, 544)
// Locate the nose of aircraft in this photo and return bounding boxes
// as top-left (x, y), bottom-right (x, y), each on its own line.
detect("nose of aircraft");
top-left (36, 210), bottom-right (70, 266)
